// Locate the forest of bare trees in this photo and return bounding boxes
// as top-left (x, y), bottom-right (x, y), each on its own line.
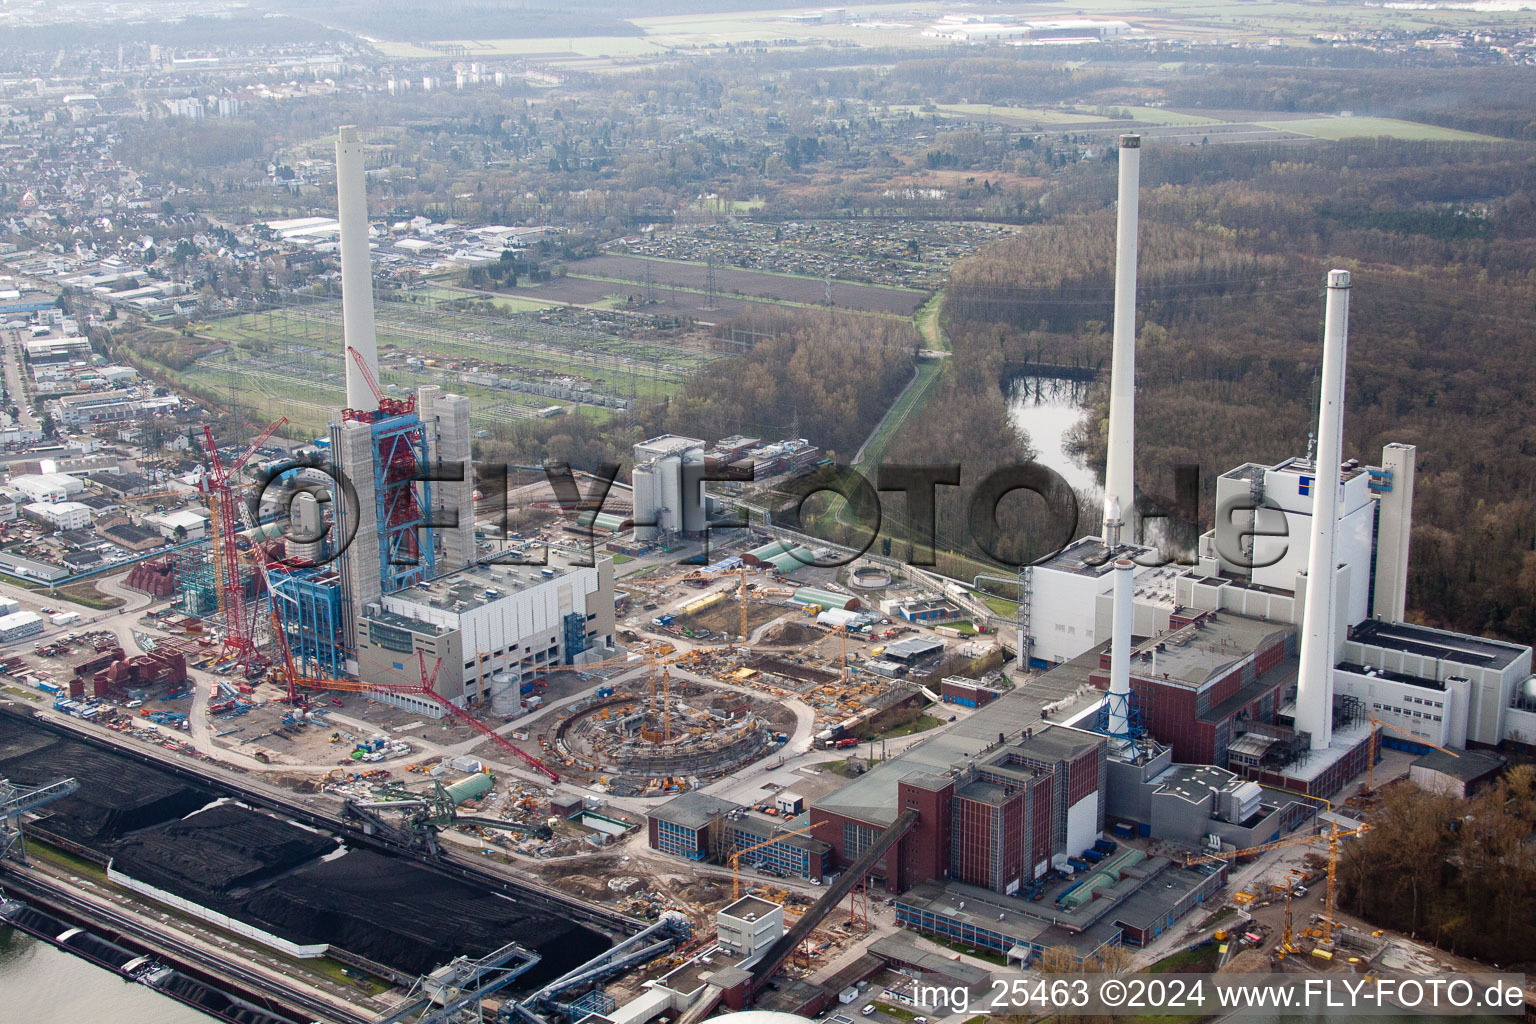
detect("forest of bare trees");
top-left (477, 307), bottom-right (915, 472)
top-left (937, 139), bottom-right (1536, 644)
top-left (1338, 767), bottom-right (1536, 967)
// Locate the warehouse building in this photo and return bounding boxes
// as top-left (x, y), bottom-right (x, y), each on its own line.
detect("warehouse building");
top-left (646, 792), bottom-right (832, 881)
top-left (9, 472), bottom-right (84, 504)
top-left (1408, 748), bottom-right (1506, 798)
top-left (0, 610), bottom-right (45, 642)
top-left (24, 500), bottom-right (92, 531)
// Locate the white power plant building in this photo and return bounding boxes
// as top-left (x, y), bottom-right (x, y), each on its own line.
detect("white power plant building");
top-left (355, 552), bottom-right (617, 716)
top-left (631, 434), bottom-right (706, 541)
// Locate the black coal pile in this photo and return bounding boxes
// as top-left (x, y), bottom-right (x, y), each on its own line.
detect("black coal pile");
top-left (0, 718), bottom-right (214, 848)
top-left (0, 713), bottom-right (613, 980)
top-left (109, 802), bottom-right (338, 901)
top-left (233, 847), bottom-right (612, 979)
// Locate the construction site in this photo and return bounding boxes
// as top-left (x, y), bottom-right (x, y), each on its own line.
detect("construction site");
top-left (551, 680), bottom-right (791, 782)
top-left (4, 124), bottom-right (1536, 1024)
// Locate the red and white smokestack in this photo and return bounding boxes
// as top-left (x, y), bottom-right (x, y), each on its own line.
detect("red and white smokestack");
top-left (1107, 556), bottom-right (1134, 738)
top-left (1102, 134), bottom-right (1141, 543)
top-left (1295, 269), bottom-right (1351, 751)
top-left (336, 126), bottom-right (380, 414)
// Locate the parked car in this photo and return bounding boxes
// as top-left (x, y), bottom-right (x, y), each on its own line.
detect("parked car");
top-left (860, 1006), bottom-right (876, 1017)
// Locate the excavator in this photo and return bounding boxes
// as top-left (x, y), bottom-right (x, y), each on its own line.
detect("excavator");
top-left (343, 778), bottom-right (554, 858)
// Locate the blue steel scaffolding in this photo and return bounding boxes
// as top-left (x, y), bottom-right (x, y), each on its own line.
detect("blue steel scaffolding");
top-left (269, 566), bottom-right (346, 679)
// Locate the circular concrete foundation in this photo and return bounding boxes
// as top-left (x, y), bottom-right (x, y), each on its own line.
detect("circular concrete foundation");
top-left (851, 566), bottom-right (893, 589)
top-left (551, 686), bottom-right (780, 780)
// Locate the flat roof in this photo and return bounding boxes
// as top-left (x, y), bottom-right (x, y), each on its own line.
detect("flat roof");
top-left (1151, 763), bottom-right (1249, 804)
top-left (1110, 865), bottom-right (1218, 931)
top-left (1137, 614), bottom-right (1292, 690)
top-left (1274, 719), bottom-right (1374, 783)
top-left (387, 553), bottom-right (600, 616)
top-left (1350, 619), bottom-right (1528, 672)
top-left (635, 434), bottom-right (704, 459)
top-left (1411, 747), bottom-right (1506, 783)
top-left (1037, 537), bottom-right (1155, 579)
top-left (813, 645), bottom-right (1105, 826)
top-left (649, 791), bottom-right (742, 830)
top-left (895, 880), bottom-right (1125, 958)
top-left (721, 895), bottom-right (780, 920)
top-left (1270, 455), bottom-right (1365, 483)
top-left (867, 934), bottom-right (990, 985)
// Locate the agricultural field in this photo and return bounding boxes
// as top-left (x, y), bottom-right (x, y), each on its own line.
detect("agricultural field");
top-left (1254, 116), bottom-right (1507, 142)
top-left (918, 103), bottom-right (1111, 125)
top-left (140, 296), bottom-right (720, 435)
top-left (562, 253), bottom-right (929, 316)
top-left (1095, 105), bottom-right (1226, 127)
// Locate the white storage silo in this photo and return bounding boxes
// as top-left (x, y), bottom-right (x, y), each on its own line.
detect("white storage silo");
top-left (631, 462), bottom-right (659, 541)
top-left (681, 447), bottom-right (706, 533)
top-left (489, 671), bottom-right (520, 717)
top-left (658, 454), bottom-right (682, 534)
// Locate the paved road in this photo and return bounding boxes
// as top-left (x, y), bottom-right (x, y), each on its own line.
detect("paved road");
top-left (1, 327), bottom-right (41, 433)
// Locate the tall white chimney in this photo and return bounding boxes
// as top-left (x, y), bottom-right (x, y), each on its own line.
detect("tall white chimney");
top-left (1295, 269), bottom-right (1351, 751)
top-left (336, 125), bottom-right (380, 413)
top-left (1102, 134), bottom-right (1141, 543)
top-left (1107, 556), bottom-right (1135, 738)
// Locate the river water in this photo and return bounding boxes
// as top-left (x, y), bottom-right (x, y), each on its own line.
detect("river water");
top-left (0, 925), bottom-right (212, 1023)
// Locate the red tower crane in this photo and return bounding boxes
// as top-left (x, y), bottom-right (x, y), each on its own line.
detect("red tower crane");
top-left (199, 416), bottom-right (288, 674)
top-left (341, 345), bottom-right (415, 422)
top-left (285, 652), bottom-right (562, 784)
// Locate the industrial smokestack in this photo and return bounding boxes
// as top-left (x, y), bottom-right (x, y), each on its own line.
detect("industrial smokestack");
top-left (336, 126), bottom-right (380, 414)
top-left (1102, 134), bottom-right (1141, 544)
top-left (1107, 556), bottom-right (1134, 738)
top-left (1295, 269), bottom-right (1351, 751)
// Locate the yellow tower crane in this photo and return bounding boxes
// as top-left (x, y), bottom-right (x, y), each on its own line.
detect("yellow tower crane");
top-left (729, 820), bottom-right (829, 901)
top-left (1363, 715), bottom-right (1460, 795)
top-left (1185, 822), bottom-right (1372, 948)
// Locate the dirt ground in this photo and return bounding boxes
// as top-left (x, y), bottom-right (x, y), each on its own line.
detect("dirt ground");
top-left (672, 601), bottom-right (784, 640)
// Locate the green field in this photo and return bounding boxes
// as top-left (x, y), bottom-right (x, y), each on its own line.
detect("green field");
top-left (889, 102), bottom-right (1110, 125)
top-left (688, 196), bottom-right (767, 214)
top-left (1098, 105), bottom-right (1225, 126)
top-left (1258, 116), bottom-right (1506, 142)
top-left (420, 285), bottom-right (560, 314)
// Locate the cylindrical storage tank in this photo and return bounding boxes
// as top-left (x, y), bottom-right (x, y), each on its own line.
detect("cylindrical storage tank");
top-left (445, 772), bottom-right (494, 805)
top-left (631, 463), bottom-right (658, 541)
top-left (658, 455), bottom-right (681, 533)
top-left (681, 448), bottom-right (706, 533)
top-left (488, 671), bottom-right (519, 716)
top-left (287, 491), bottom-right (325, 563)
